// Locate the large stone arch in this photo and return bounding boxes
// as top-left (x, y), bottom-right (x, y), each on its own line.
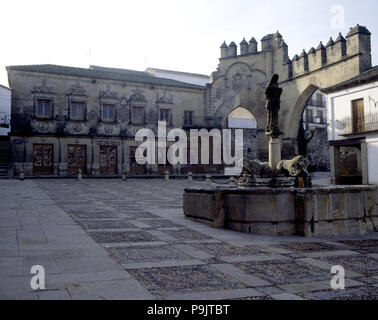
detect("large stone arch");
top-left (286, 84), bottom-right (319, 139)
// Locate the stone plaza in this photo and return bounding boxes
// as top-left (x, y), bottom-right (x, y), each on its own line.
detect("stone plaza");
top-left (1, 177), bottom-right (378, 300)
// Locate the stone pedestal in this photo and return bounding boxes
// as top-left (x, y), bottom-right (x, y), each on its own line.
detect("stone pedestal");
top-left (269, 137), bottom-right (281, 172)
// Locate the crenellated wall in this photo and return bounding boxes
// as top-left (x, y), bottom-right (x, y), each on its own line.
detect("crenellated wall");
top-left (209, 24), bottom-right (372, 160)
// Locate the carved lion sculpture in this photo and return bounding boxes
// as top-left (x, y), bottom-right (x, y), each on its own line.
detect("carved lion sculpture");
top-left (277, 155), bottom-right (310, 177)
top-left (240, 159), bottom-right (272, 177)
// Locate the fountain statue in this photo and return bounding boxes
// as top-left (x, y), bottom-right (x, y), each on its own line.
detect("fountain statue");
top-left (183, 74), bottom-right (377, 237)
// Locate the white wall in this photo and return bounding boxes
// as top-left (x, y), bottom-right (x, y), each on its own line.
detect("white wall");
top-left (366, 133), bottom-right (378, 185)
top-left (0, 85), bottom-right (11, 136)
top-left (327, 81), bottom-right (378, 141)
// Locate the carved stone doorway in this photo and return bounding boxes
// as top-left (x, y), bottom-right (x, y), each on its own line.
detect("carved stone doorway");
top-left (67, 144), bottom-right (87, 175)
top-left (129, 146), bottom-right (146, 175)
top-left (33, 144), bottom-right (54, 175)
top-left (100, 146), bottom-right (117, 175)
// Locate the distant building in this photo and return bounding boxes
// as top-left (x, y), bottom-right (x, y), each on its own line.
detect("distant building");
top-left (0, 84), bottom-right (11, 136)
top-left (302, 90), bottom-right (330, 171)
top-left (5, 25), bottom-right (373, 177)
top-left (145, 68), bottom-right (210, 86)
top-left (324, 65), bottom-right (378, 185)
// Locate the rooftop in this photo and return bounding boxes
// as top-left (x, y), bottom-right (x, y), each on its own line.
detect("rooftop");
top-left (6, 64), bottom-right (206, 90)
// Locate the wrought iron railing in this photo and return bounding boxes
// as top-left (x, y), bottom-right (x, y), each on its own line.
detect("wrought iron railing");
top-left (337, 113), bottom-right (378, 135)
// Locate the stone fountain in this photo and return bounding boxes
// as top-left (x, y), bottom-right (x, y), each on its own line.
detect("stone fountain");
top-left (183, 75), bottom-right (378, 237)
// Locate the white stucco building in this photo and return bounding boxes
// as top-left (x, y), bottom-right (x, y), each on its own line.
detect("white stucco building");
top-left (324, 66), bottom-right (378, 185)
top-left (0, 84), bottom-right (11, 136)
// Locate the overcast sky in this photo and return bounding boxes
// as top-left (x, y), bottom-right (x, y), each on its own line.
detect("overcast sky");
top-left (0, 0), bottom-right (377, 86)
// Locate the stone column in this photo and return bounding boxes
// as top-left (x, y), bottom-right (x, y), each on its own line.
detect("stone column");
top-left (269, 137), bottom-right (281, 172)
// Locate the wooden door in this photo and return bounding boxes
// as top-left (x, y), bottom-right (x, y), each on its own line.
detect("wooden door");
top-left (33, 144), bottom-right (53, 175)
top-left (352, 99), bottom-right (365, 133)
top-left (129, 146), bottom-right (146, 175)
top-left (67, 144), bottom-right (87, 175)
top-left (100, 146), bottom-right (117, 175)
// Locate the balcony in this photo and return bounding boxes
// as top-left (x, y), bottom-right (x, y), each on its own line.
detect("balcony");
top-left (337, 113), bottom-right (378, 135)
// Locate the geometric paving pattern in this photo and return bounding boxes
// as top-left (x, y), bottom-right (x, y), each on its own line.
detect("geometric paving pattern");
top-left (319, 254), bottom-right (378, 276)
top-left (89, 231), bottom-right (159, 243)
top-left (164, 229), bottom-right (213, 241)
top-left (301, 286), bottom-right (378, 300)
top-left (127, 265), bottom-right (247, 296)
top-left (192, 243), bottom-right (265, 256)
top-left (276, 242), bottom-right (344, 252)
top-left (77, 220), bottom-right (137, 230)
top-left (26, 179), bottom-right (378, 300)
top-left (107, 245), bottom-right (191, 264)
top-left (233, 259), bottom-right (331, 285)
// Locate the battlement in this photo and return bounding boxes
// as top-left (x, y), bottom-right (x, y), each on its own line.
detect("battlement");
top-left (220, 30), bottom-right (286, 59)
top-left (219, 25), bottom-right (372, 79)
top-left (290, 25), bottom-right (371, 78)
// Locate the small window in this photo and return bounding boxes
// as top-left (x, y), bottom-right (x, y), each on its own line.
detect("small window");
top-left (306, 108), bottom-right (314, 123)
top-left (184, 111), bottom-right (193, 126)
top-left (159, 109), bottom-right (170, 123)
top-left (36, 99), bottom-right (52, 118)
top-left (70, 101), bottom-right (85, 120)
top-left (132, 107), bottom-right (144, 124)
top-left (102, 104), bottom-right (115, 122)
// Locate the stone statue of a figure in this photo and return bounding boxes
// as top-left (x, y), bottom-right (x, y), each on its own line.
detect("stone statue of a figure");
top-left (265, 74), bottom-right (283, 138)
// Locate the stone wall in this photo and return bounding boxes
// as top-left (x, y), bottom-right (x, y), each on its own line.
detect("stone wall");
top-left (183, 185), bottom-right (378, 237)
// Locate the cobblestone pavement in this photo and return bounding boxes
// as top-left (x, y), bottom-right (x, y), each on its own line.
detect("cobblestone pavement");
top-left (1, 178), bottom-right (378, 300)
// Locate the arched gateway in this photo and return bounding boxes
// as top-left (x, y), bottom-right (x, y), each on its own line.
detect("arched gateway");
top-left (206, 25), bottom-right (372, 160)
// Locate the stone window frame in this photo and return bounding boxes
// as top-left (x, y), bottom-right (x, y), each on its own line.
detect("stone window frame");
top-left (131, 106), bottom-right (146, 125)
top-left (68, 98), bottom-right (87, 121)
top-left (100, 103), bottom-right (117, 123)
top-left (33, 96), bottom-right (55, 120)
top-left (159, 108), bottom-right (172, 125)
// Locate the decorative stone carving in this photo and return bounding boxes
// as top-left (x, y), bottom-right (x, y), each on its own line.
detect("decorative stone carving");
top-left (87, 110), bottom-right (99, 121)
top-left (37, 122), bottom-right (49, 132)
top-left (99, 85), bottom-right (118, 100)
top-left (66, 82), bottom-right (88, 96)
top-left (104, 126), bottom-right (113, 134)
top-left (71, 123), bottom-right (83, 133)
top-left (129, 88), bottom-right (147, 102)
top-left (157, 91), bottom-right (173, 105)
top-left (148, 109), bottom-right (157, 124)
top-left (31, 79), bottom-right (55, 94)
top-left (117, 106), bottom-right (129, 122)
top-left (277, 155), bottom-right (312, 188)
top-left (119, 94), bottom-right (128, 106)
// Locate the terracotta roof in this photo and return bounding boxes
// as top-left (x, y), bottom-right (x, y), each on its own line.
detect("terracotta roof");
top-left (6, 64), bottom-right (205, 90)
top-left (322, 66), bottom-right (378, 93)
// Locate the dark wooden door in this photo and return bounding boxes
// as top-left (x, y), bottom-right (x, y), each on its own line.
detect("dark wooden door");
top-left (129, 146), bottom-right (146, 175)
top-left (67, 144), bottom-right (87, 175)
top-left (352, 99), bottom-right (365, 133)
top-left (33, 144), bottom-right (54, 175)
top-left (100, 146), bottom-right (117, 175)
